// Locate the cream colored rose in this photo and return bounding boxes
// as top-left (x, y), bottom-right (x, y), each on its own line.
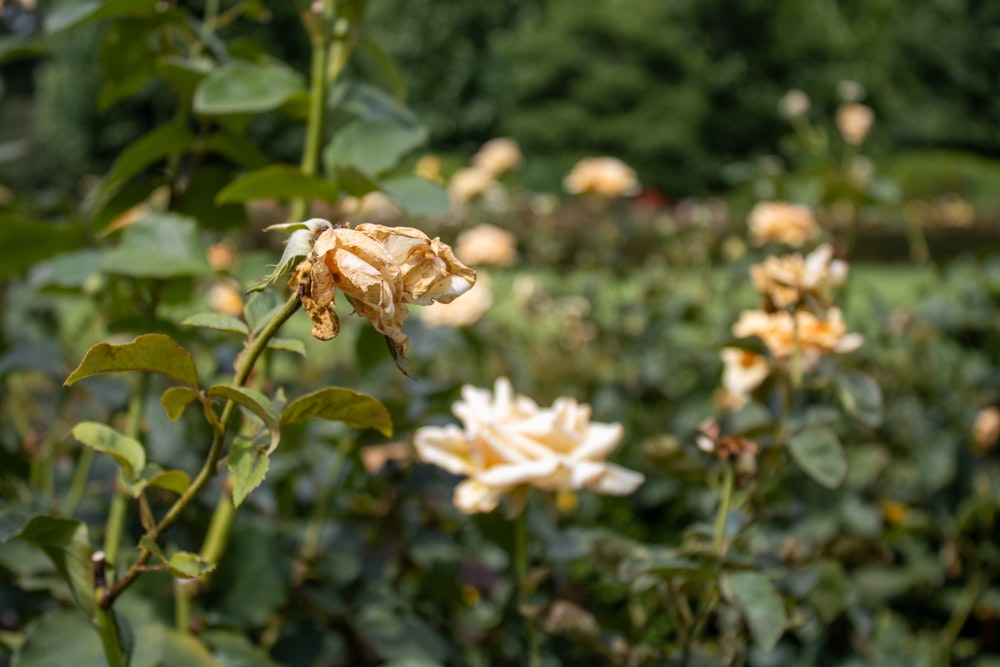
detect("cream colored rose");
top-left (339, 191), bottom-right (403, 224)
top-left (750, 243), bottom-right (848, 311)
top-left (454, 224), bottom-right (518, 267)
top-left (420, 273), bottom-right (492, 328)
top-left (208, 280), bottom-right (244, 318)
top-left (973, 406), bottom-right (1000, 453)
top-left (448, 167), bottom-right (495, 203)
top-left (836, 103), bottom-right (874, 145)
top-left (472, 138), bottom-right (523, 177)
top-left (413, 378), bottom-right (644, 513)
top-left (721, 308), bottom-right (863, 404)
top-left (748, 201), bottom-right (820, 247)
top-left (563, 157), bottom-right (640, 198)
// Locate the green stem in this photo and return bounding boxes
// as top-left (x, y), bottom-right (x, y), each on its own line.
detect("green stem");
top-left (290, 0), bottom-right (338, 223)
top-left (789, 309), bottom-right (802, 390)
top-left (713, 464), bottom-right (734, 558)
top-left (96, 604), bottom-right (128, 667)
top-left (62, 447), bottom-right (94, 517)
top-left (174, 580), bottom-right (194, 635)
top-left (104, 373), bottom-right (150, 567)
top-left (200, 491), bottom-right (236, 565)
top-left (940, 570), bottom-right (987, 660)
top-left (514, 509), bottom-right (540, 667)
top-left (99, 296), bottom-right (301, 609)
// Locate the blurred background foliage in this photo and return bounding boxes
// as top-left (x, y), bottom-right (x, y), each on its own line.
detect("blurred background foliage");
top-left (6, 0), bottom-right (1000, 199)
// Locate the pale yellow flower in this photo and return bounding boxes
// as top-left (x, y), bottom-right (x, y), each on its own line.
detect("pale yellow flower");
top-left (420, 274), bottom-right (492, 329)
top-left (339, 191), bottom-right (403, 224)
top-left (472, 138), bottom-right (523, 177)
top-left (208, 280), bottom-right (244, 318)
top-left (750, 243), bottom-right (848, 311)
top-left (563, 157), bottom-right (640, 198)
top-left (748, 201), bottom-right (820, 247)
top-left (415, 155), bottom-right (443, 183)
top-left (454, 224), bottom-right (518, 267)
top-left (413, 378), bottom-right (644, 514)
top-left (721, 308), bottom-right (863, 405)
top-left (836, 103), bottom-right (874, 145)
top-left (292, 222), bottom-right (476, 357)
top-left (779, 89), bottom-right (810, 118)
top-left (448, 167), bottom-right (495, 204)
top-left (973, 406), bottom-right (1000, 453)
top-left (207, 241), bottom-right (236, 271)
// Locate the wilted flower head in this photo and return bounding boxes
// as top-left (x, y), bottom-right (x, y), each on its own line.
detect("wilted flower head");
top-left (289, 220), bottom-right (476, 359)
top-left (750, 243), bottom-right (848, 312)
top-left (779, 89), bottom-right (810, 118)
top-left (748, 201), bottom-right (820, 247)
top-left (721, 308), bottom-right (863, 405)
top-left (563, 157), bottom-right (640, 198)
top-left (836, 103), bottom-right (874, 145)
top-left (413, 378), bottom-right (644, 514)
top-left (472, 138), bottom-right (523, 177)
top-left (448, 167), bottom-right (495, 204)
top-left (420, 273), bottom-right (493, 329)
top-left (454, 224), bottom-right (518, 267)
top-left (697, 418), bottom-right (759, 476)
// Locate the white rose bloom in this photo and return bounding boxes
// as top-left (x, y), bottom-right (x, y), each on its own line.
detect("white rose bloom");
top-left (413, 378), bottom-right (644, 513)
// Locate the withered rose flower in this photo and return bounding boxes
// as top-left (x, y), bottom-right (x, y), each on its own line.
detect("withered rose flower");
top-left (291, 222), bottom-right (476, 358)
top-left (750, 243), bottom-right (848, 311)
top-left (748, 201), bottom-right (820, 247)
top-left (455, 224), bottom-right (518, 267)
top-left (413, 378), bottom-right (644, 514)
top-left (563, 157), bottom-right (640, 198)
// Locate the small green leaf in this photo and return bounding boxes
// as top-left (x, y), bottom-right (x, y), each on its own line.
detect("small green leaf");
top-left (837, 370), bottom-right (883, 428)
top-left (266, 338), bottom-right (306, 356)
top-left (181, 312), bottom-right (249, 335)
top-left (227, 435), bottom-right (269, 507)
top-left (161, 387), bottom-right (202, 422)
top-left (216, 164), bottom-right (339, 204)
top-left (357, 38), bottom-right (406, 100)
top-left (156, 55), bottom-right (211, 104)
top-left (17, 516), bottom-right (96, 616)
top-left (0, 505), bottom-right (31, 543)
top-left (194, 61), bottom-right (305, 115)
top-left (71, 422), bottom-right (145, 480)
top-left (324, 119), bottom-right (427, 177)
top-left (724, 571), bottom-right (787, 652)
top-left (139, 536), bottom-right (169, 565)
top-left (382, 177), bottom-right (449, 217)
top-left (788, 427), bottom-right (847, 489)
top-left (100, 212), bottom-right (210, 278)
top-left (46, 0), bottom-right (158, 33)
top-left (66, 333), bottom-right (200, 388)
top-left (94, 124), bottom-right (194, 204)
top-left (142, 467), bottom-right (191, 495)
top-left (281, 387), bottom-right (393, 436)
top-left (207, 385), bottom-right (280, 454)
top-left (167, 552), bottom-right (217, 579)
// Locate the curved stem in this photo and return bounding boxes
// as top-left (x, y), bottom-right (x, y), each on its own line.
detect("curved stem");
top-left (99, 296), bottom-right (301, 609)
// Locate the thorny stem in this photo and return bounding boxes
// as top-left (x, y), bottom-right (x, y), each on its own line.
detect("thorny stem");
top-left (99, 295), bottom-right (301, 609)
